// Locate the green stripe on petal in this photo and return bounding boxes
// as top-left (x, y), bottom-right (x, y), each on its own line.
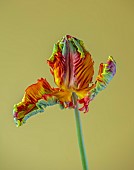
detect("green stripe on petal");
top-left (13, 78), bottom-right (61, 127)
top-left (90, 56), bottom-right (116, 100)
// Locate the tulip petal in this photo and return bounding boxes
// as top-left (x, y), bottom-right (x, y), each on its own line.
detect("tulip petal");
top-left (78, 56), bottom-right (116, 113)
top-left (47, 35), bottom-right (94, 90)
top-left (13, 78), bottom-right (60, 127)
top-left (90, 56), bottom-right (116, 100)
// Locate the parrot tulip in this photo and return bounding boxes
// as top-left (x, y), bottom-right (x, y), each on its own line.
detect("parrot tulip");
top-left (13, 35), bottom-right (116, 170)
top-left (13, 35), bottom-right (116, 127)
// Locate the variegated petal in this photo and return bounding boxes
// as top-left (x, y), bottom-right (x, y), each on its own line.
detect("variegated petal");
top-left (90, 56), bottom-right (116, 100)
top-left (47, 35), bottom-right (94, 91)
top-left (78, 56), bottom-right (116, 113)
top-left (13, 78), bottom-right (59, 127)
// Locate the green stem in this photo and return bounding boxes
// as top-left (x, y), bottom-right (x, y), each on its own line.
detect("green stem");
top-left (72, 92), bottom-right (89, 170)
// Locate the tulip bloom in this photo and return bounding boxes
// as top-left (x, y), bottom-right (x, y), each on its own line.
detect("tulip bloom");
top-left (13, 35), bottom-right (116, 126)
top-left (13, 35), bottom-right (116, 170)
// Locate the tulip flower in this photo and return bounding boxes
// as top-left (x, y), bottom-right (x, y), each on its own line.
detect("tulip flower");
top-left (13, 35), bottom-right (116, 170)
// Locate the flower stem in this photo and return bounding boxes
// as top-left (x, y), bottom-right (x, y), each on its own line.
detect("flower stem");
top-left (72, 92), bottom-right (89, 170)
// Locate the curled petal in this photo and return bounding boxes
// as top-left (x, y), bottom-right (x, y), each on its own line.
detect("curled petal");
top-left (47, 35), bottom-right (94, 90)
top-left (78, 56), bottom-right (116, 113)
top-left (89, 56), bottom-right (116, 100)
top-left (13, 78), bottom-right (60, 127)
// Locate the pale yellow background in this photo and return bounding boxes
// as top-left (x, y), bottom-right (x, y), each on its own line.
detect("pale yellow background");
top-left (0, 0), bottom-right (134, 170)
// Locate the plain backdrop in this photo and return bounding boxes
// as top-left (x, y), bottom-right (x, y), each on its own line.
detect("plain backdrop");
top-left (0, 0), bottom-right (134, 170)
